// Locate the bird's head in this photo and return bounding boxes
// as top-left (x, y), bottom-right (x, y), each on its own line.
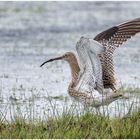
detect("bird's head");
top-left (40, 52), bottom-right (76, 67)
top-left (62, 52), bottom-right (76, 62)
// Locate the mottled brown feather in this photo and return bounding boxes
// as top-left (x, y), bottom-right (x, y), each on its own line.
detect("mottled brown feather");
top-left (94, 18), bottom-right (140, 91)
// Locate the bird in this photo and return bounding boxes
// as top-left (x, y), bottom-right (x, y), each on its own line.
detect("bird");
top-left (40, 17), bottom-right (140, 107)
top-left (40, 37), bottom-right (122, 107)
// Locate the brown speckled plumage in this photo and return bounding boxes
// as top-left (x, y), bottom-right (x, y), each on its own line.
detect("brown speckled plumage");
top-left (94, 18), bottom-right (140, 91)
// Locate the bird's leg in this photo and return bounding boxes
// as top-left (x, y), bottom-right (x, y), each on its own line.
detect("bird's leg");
top-left (102, 105), bottom-right (106, 116)
top-left (84, 103), bottom-right (90, 112)
top-left (95, 107), bottom-right (101, 115)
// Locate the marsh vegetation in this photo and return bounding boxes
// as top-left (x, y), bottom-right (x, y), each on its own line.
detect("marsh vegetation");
top-left (0, 87), bottom-right (140, 138)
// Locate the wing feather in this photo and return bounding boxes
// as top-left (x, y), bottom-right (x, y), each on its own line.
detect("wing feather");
top-left (76, 37), bottom-right (105, 94)
top-left (94, 18), bottom-right (140, 90)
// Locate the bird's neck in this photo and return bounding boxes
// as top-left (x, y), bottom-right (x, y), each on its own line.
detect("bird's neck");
top-left (68, 58), bottom-right (80, 88)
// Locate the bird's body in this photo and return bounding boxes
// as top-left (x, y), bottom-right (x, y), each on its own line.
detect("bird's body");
top-left (40, 17), bottom-right (140, 107)
top-left (66, 38), bottom-right (122, 107)
top-left (41, 38), bottom-right (122, 107)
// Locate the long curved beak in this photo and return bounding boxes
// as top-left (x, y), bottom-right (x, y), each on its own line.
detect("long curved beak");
top-left (40, 56), bottom-right (63, 67)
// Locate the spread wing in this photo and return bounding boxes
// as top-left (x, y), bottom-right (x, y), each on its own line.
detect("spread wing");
top-left (94, 18), bottom-right (140, 90)
top-left (75, 37), bottom-right (105, 94)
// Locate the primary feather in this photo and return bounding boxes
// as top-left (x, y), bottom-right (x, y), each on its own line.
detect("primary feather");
top-left (94, 18), bottom-right (140, 90)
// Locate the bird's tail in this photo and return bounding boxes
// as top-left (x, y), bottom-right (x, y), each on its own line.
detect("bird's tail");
top-left (102, 92), bottom-right (123, 105)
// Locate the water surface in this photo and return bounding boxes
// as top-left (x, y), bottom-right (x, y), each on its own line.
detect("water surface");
top-left (0, 2), bottom-right (140, 121)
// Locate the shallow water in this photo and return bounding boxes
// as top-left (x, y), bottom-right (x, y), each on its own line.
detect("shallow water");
top-left (0, 2), bottom-right (140, 121)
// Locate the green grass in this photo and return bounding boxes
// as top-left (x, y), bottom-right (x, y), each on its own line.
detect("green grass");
top-left (0, 110), bottom-right (140, 139)
top-left (0, 86), bottom-right (140, 138)
top-left (118, 86), bottom-right (140, 94)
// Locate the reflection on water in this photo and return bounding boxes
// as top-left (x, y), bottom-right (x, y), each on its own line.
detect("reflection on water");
top-left (0, 2), bottom-right (140, 121)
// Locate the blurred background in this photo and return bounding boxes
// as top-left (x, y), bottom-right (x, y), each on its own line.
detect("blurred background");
top-left (0, 2), bottom-right (140, 120)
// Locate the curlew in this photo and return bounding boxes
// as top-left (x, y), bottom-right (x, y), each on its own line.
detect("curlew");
top-left (40, 18), bottom-right (140, 107)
